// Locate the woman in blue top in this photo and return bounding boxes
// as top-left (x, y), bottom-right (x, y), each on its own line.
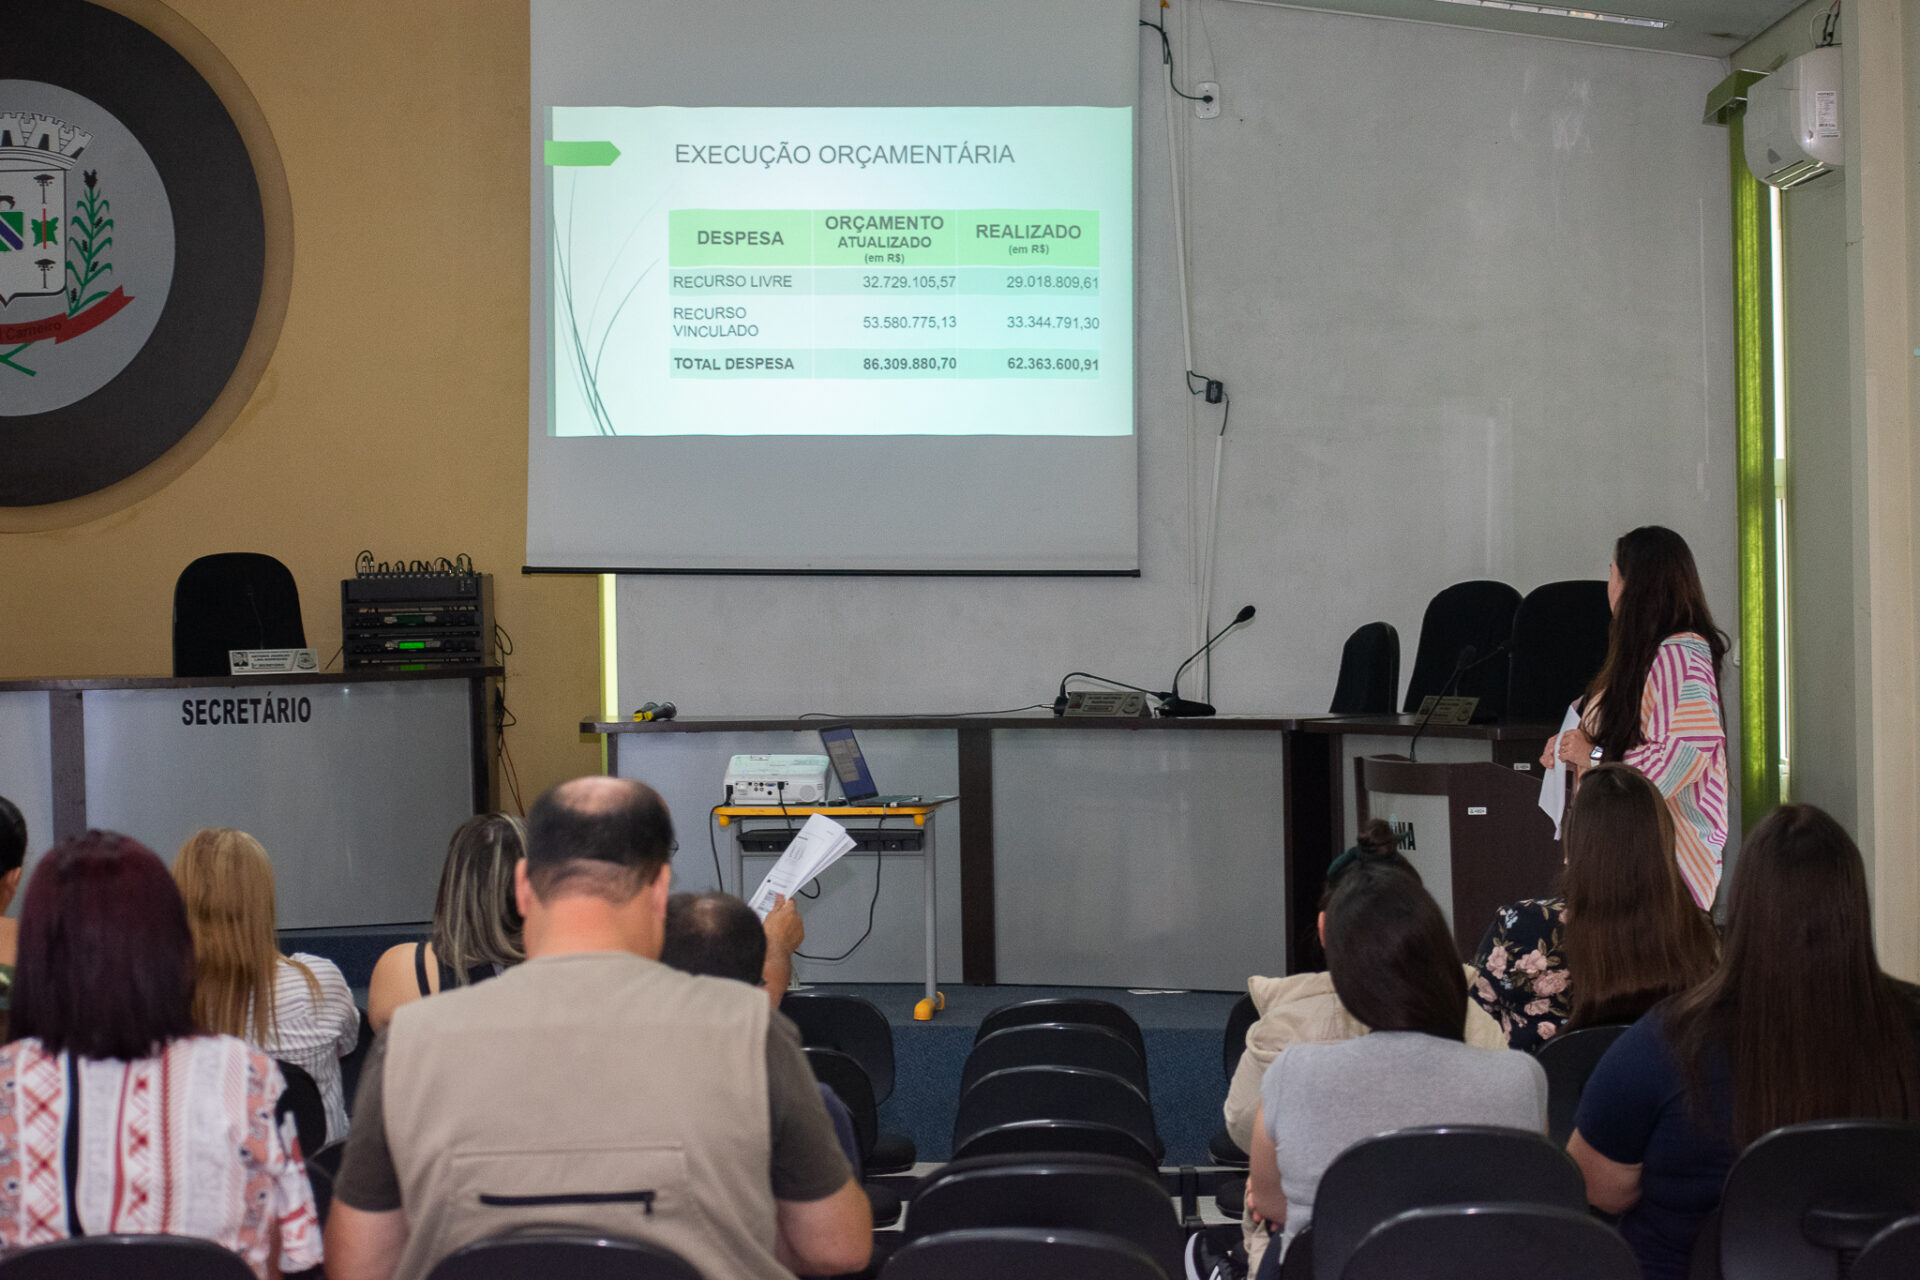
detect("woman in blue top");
top-left (1570, 805), bottom-right (1920, 1280)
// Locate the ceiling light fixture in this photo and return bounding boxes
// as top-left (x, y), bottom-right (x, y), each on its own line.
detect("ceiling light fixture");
top-left (1425, 0), bottom-right (1671, 28)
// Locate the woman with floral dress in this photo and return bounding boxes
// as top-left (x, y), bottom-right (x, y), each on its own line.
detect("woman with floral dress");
top-left (1473, 764), bottom-right (1716, 1051)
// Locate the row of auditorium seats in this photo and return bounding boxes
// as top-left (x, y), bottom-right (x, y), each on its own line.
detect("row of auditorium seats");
top-left (6, 1121), bottom-right (1917, 1279)
top-left (1331, 576), bottom-right (1613, 722)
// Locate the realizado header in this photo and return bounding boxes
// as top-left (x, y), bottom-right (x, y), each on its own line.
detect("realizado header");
top-left (675, 142), bottom-right (1015, 169)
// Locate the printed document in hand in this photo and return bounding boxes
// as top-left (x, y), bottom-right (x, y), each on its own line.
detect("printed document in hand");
top-left (1538, 703), bottom-right (1582, 839)
top-left (749, 814), bottom-right (856, 918)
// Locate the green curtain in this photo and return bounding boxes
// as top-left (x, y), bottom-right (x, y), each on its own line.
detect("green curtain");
top-left (1723, 102), bottom-right (1782, 829)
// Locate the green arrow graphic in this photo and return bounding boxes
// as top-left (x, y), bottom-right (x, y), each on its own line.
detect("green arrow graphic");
top-left (544, 140), bottom-right (621, 167)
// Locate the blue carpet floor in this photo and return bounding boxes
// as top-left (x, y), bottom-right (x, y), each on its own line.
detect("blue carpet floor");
top-left (281, 927), bottom-right (1242, 1167)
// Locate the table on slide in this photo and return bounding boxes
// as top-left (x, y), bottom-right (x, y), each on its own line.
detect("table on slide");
top-left (669, 209), bottom-right (1105, 380)
top-left (718, 802), bottom-right (953, 1018)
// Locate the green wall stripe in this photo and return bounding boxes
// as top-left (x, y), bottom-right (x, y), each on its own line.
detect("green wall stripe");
top-left (1728, 112), bottom-right (1781, 830)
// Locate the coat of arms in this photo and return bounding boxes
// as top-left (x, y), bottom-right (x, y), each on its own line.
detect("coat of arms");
top-left (0, 110), bottom-right (132, 377)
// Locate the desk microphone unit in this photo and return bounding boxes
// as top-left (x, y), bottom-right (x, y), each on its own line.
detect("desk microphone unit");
top-left (1156, 604), bottom-right (1257, 718)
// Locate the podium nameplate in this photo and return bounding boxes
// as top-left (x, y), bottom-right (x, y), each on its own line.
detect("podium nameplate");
top-left (1414, 694), bottom-right (1478, 726)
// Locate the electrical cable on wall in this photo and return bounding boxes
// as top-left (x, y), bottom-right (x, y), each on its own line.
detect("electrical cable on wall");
top-left (493, 622), bottom-right (525, 815)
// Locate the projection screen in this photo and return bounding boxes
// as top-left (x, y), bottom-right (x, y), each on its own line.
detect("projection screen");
top-left (527, 0), bottom-right (1138, 573)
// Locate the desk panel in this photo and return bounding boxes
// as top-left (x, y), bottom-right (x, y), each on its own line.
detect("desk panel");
top-left (989, 728), bottom-right (1287, 989)
top-left (81, 680), bottom-right (476, 927)
top-left (0, 692), bottom-right (53, 916)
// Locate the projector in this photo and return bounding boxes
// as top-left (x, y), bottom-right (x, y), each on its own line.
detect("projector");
top-left (723, 754), bottom-right (830, 805)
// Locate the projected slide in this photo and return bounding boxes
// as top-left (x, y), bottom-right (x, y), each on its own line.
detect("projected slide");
top-left (545, 106), bottom-right (1132, 437)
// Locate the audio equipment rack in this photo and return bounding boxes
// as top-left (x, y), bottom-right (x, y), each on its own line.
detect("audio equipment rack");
top-left (341, 571), bottom-right (494, 670)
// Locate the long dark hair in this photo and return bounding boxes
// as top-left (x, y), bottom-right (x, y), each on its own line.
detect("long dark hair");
top-left (11, 832), bottom-right (199, 1060)
top-left (1666, 805), bottom-right (1919, 1146)
top-left (431, 812), bottom-right (526, 981)
top-left (1587, 526), bottom-right (1728, 760)
top-left (1561, 765), bottom-right (1718, 1027)
top-left (1325, 860), bottom-right (1466, 1042)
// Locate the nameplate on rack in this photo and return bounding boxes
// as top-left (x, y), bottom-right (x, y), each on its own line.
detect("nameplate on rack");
top-left (1413, 695), bottom-right (1478, 726)
top-left (229, 649), bottom-right (319, 674)
top-left (1064, 690), bottom-right (1148, 717)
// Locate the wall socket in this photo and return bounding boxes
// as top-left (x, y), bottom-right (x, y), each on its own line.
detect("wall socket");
top-left (1195, 83), bottom-right (1220, 119)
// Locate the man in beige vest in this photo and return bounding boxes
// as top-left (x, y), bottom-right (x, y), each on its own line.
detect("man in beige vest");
top-left (325, 776), bottom-right (872, 1280)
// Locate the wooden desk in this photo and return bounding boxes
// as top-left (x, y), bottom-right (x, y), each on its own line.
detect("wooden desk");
top-left (591, 715), bottom-right (1294, 989)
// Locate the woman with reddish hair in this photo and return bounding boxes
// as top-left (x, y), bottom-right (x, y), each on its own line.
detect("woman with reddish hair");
top-left (0, 831), bottom-right (322, 1277)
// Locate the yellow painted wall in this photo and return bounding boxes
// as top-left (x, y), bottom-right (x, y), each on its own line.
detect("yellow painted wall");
top-left (0, 0), bottom-right (600, 806)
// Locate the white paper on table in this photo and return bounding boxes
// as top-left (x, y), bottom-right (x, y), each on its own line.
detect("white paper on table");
top-left (748, 813), bottom-right (857, 918)
top-left (1539, 703), bottom-right (1582, 839)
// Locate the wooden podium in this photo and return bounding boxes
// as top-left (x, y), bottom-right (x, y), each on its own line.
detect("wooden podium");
top-left (1357, 754), bottom-right (1563, 958)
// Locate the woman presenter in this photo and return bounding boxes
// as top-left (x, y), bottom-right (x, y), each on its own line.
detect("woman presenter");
top-left (1543, 526), bottom-right (1729, 909)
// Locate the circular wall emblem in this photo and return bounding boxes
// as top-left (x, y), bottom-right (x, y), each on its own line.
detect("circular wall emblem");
top-left (1, 0), bottom-right (268, 509)
top-left (0, 82), bottom-right (176, 413)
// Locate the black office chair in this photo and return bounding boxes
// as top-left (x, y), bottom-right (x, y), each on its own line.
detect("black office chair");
top-left (172, 552), bottom-right (306, 678)
top-left (880, 1226), bottom-right (1166, 1280)
top-left (955, 1065), bottom-right (1162, 1164)
top-left (782, 991), bottom-right (897, 1101)
top-left (1340, 1203), bottom-right (1639, 1280)
top-left (904, 1153), bottom-right (1185, 1278)
top-left (803, 1048), bottom-right (904, 1226)
top-left (1310, 1126), bottom-right (1586, 1280)
top-left (0, 1235), bottom-right (255, 1280)
top-left (801, 1042), bottom-right (914, 1175)
top-left (1854, 1215), bottom-right (1920, 1280)
top-left (424, 1233), bottom-right (703, 1280)
top-left (1506, 580), bottom-right (1612, 724)
top-left (1716, 1119), bottom-right (1920, 1279)
top-left (1329, 622), bottom-right (1400, 715)
top-left (950, 1119), bottom-right (1159, 1171)
top-left (976, 997), bottom-right (1146, 1061)
top-left (1534, 1023), bottom-right (1631, 1147)
top-left (961, 1023), bottom-right (1149, 1097)
top-left (306, 1141), bottom-right (345, 1226)
top-left (273, 1059), bottom-right (329, 1159)
top-left (340, 1004), bottom-right (373, 1111)
top-left (1401, 580), bottom-right (1523, 722)
top-left (1210, 993), bottom-right (1258, 1169)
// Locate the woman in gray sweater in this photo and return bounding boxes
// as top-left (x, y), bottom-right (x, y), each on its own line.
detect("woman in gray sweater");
top-left (1245, 860), bottom-right (1548, 1269)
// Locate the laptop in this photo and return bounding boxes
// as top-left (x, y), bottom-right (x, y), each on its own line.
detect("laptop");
top-left (818, 726), bottom-right (922, 806)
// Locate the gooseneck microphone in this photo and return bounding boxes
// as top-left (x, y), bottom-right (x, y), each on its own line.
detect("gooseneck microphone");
top-left (1157, 604), bottom-right (1257, 718)
top-left (1405, 643), bottom-right (1505, 761)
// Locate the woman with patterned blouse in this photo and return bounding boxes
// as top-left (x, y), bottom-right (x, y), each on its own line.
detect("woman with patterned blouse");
top-left (0, 832), bottom-right (321, 1278)
top-left (1544, 526), bottom-right (1730, 909)
top-left (1473, 764), bottom-right (1717, 1051)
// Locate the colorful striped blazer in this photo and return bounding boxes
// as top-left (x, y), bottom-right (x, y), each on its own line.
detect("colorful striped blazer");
top-left (1582, 632), bottom-right (1728, 909)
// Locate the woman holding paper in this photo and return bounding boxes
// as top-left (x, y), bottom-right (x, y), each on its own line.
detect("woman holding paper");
top-left (1542, 526), bottom-right (1729, 909)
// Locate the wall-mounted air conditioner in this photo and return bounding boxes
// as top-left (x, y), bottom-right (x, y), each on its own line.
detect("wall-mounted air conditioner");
top-left (1745, 46), bottom-right (1843, 190)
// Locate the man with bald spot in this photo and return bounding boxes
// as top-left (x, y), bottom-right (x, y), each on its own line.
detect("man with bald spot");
top-left (326, 777), bottom-right (871, 1280)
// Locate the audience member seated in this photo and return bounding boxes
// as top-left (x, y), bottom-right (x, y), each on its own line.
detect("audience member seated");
top-left (1223, 819), bottom-right (1506, 1274)
top-left (1245, 859), bottom-right (1548, 1268)
top-left (325, 777), bottom-right (871, 1280)
top-left (662, 888), bottom-right (805, 1008)
top-left (0, 795), bottom-right (27, 1024)
top-left (1472, 764), bottom-right (1719, 1051)
top-left (367, 812), bottom-right (526, 1033)
top-left (0, 831), bottom-right (321, 1277)
top-left (660, 890), bottom-right (859, 1170)
top-left (1570, 803), bottom-right (1920, 1280)
top-left (176, 827), bottom-right (360, 1145)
